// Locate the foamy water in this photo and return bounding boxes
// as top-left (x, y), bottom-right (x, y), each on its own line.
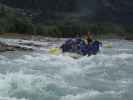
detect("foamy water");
top-left (0, 38), bottom-right (133, 100)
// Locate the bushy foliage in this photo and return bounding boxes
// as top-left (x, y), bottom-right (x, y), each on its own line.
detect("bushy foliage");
top-left (0, 5), bottom-right (133, 37)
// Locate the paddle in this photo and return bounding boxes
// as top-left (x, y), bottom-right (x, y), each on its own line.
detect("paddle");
top-left (48, 47), bottom-right (62, 55)
top-left (104, 43), bottom-right (113, 48)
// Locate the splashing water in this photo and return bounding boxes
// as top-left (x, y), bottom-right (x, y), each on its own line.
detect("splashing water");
top-left (0, 38), bottom-right (133, 100)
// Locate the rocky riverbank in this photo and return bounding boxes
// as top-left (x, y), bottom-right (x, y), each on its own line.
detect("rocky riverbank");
top-left (0, 41), bottom-right (34, 52)
top-left (0, 33), bottom-right (64, 52)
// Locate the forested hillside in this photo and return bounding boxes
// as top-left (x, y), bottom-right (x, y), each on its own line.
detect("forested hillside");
top-left (0, 0), bottom-right (133, 37)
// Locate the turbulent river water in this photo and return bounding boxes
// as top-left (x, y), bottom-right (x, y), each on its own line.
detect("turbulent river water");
top-left (0, 37), bottom-right (133, 100)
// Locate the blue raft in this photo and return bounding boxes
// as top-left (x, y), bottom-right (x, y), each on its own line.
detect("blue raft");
top-left (60, 38), bottom-right (102, 56)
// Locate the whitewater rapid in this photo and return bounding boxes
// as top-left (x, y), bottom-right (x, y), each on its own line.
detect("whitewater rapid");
top-left (0, 38), bottom-right (133, 100)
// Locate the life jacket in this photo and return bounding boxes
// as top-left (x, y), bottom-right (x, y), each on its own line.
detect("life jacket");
top-left (90, 41), bottom-right (102, 55)
top-left (79, 40), bottom-right (102, 55)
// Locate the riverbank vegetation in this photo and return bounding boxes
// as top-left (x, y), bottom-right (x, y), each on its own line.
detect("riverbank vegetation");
top-left (0, 4), bottom-right (133, 38)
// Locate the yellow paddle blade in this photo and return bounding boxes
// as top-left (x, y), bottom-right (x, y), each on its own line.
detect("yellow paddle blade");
top-left (48, 48), bottom-right (61, 55)
top-left (104, 43), bottom-right (112, 48)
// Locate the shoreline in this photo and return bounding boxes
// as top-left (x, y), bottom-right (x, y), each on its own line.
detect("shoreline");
top-left (0, 32), bottom-right (133, 42)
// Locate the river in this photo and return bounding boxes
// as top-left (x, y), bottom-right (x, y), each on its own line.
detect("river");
top-left (0, 37), bottom-right (133, 100)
